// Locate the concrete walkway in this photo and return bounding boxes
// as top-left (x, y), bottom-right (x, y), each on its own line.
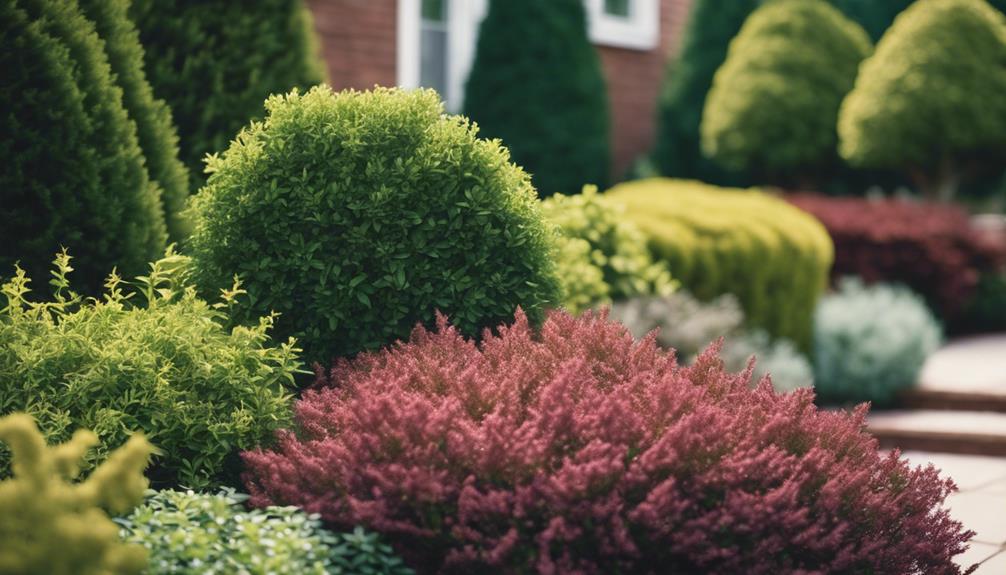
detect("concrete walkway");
top-left (918, 334), bottom-right (1006, 395)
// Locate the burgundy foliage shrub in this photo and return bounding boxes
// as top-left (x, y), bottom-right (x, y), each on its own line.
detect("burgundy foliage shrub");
top-left (242, 311), bottom-right (974, 574)
top-left (787, 193), bottom-right (1005, 325)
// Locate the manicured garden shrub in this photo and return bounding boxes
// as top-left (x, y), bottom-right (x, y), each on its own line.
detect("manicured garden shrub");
top-left (787, 193), bottom-right (1006, 324)
top-left (129, 0), bottom-right (325, 181)
top-left (78, 0), bottom-right (190, 242)
top-left (814, 278), bottom-right (942, 405)
top-left (0, 413), bottom-right (152, 575)
top-left (702, 0), bottom-right (872, 182)
top-left (118, 489), bottom-right (412, 575)
top-left (243, 310), bottom-right (973, 574)
top-left (609, 292), bottom-right (813, 393)
top-left (542, 185), bottom-right (675, 312)
top-left (957, 271), bottom-right (1006, 333)
top-left (464, 0), bottom-right (608, 197)
top-left (552, 236), bottom-right (609, 314)
top-left (607, 178), bottom-right (833, 350)
top-left (0, 0), bottom-right (166, 293)
top-left (0, 251), bottom-right (300, 488)
top-left (838, 0), bottom-right (1006, 200)
top-left (188, 87), bottom-right (562, 362)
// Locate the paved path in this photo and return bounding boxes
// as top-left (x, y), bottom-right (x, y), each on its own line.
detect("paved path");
top-left (918, 334), bottom-right (1006, 395)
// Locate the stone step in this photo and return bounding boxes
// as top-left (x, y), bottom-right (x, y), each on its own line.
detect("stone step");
top-left (867, 410), bottom-right (1006, 457)
top-left (898, 388), bottom-right (1006, 413)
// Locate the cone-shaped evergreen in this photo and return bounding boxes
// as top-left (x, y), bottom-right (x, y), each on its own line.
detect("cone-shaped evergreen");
top-left (702, 0), bottom-right (872, 182)
top-left (129, 0), bottom-right (325, 183)
top-left (463, 0), bottom-right (609, 197)
top-left (839, 0), bottom-right (1006, 200)
top-left (0, 0), bottom-right (166, 292)
top-left (78, 0), bottom-right (190, 242)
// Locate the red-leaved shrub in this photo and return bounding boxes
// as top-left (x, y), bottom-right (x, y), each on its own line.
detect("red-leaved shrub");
top-left (787, 194), bottom-right (1005, 325)
top-left (242, 310), bottom-right (974, 574)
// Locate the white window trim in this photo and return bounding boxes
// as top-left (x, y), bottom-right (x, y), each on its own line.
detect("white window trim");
top-left (585, 0), bottom-right (659, 51)
top-left (397, 0), bottom-right (487, 112)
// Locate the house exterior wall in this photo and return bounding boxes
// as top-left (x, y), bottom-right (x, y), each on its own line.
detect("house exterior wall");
top-left (307, 0), bottom-right (693, 180)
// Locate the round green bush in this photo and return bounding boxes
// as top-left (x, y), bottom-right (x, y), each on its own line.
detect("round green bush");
top-left (838, 0), bottom-right (1006, 200)
top-left (0, 0), bottom-right (166, 293)
top-left (187, 86), bottom-right (562, 362)
top-left (463, 0), bottom-right (609, 197)
top-left (702, 0), bottom-right (872, 178)
top-left (129, 0), bottom-right (325, 183)
top-left (542, 185), bottom-right (675, 312)
top-left (814, 278), bottom-right (942, 405)
top-left (118, 489), bottom-right (412, 575)
top-left (0, 251), bottom-right (301, 489)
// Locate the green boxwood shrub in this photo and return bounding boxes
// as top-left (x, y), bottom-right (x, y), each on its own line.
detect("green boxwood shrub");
top-left (463, 0), bottom-right (608, 196)
top-left (607, 178), bottom-right (833, 350)
top-left (702, 0), bottom-right (872, 181)
top-left (117, 489), bottom-right (412, 575)
top-left (0, 251), bottom-right (301, 489)
top-left (838, 0), bottom-right (1006, 200)
top-left (78, 0), bottom-right (190, 242)
top-left (129, 0), bottom-right (325, 183)
top-left (187, 86), bottom-right (562, 362)
top-left (814, 278), bottom-right (942, 405)
top-left (542, 185), bottom-right (675, 312)
top-left (0, 0), bottom-right (166, 293)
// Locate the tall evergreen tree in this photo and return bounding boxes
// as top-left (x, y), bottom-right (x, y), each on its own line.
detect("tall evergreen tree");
top-left (78, 0), bottom-right (190, 242)
top-left (463, 0), bottom-right (609, 197)
top-left (1, 0), bottom-right (166, 292)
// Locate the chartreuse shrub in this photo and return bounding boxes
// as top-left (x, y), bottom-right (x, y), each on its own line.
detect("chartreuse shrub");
top-left (243, 310), bottom-right (973, 573)
top-left (0, 413), bottom-right (152, 575)
top-left (129, 0), bottom-right (324, 182)
top-left (702, 0), bottom-right (872, 181)
top-left (0, 250), bottom-right (301, 488)
top-left (542, 185), bottom-right (675, 312)
top-left (463, 0), bottom-right (608, 196)
top-left (188, 87), bottom-right (562, 362)
top-left (609, 291), bottom-right (814, 393)
top-left (815, 278), bottom-right (942, 405)
top-left (839, 0), bottom-right (1006, 200)
top-left (0, 0), bottom-right (166, 293)
top-left (78, 0), bottom-right (190, 241)
top-left (117, 489), bottom-right (412, 575)
top-left (607, 178), bottom-right (833, 350)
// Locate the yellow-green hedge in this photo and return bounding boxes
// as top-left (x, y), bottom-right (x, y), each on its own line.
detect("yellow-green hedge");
top-left (606, 179), bottom-right (832, 349)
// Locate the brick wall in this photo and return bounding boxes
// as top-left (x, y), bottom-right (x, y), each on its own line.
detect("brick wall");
top-left (307, 0), bottom-right (397, 90)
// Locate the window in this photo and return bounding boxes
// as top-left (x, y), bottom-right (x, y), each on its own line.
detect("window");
top-left (420, 0), bottom-right (449, 102)
top-left (586, 0), bottom-right (659, 50)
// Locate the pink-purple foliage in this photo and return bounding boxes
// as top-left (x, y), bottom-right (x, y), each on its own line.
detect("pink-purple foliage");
top-left (242, 310), bottom-right (974, 574)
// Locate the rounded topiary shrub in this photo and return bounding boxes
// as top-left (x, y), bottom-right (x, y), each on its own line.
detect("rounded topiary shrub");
top-left (702, 0), bottom-right (872, 180)
top-left (1, 0), bottom-right (166, 293)
top-left (187, 86), bottom-right (562, 362)
top-left (118, 489), bottom-right (412, 575)
top-left (814, 278), bottom-right (942, 405)
top-left (243, 310), bottom-right (972, 574)
top-left (0, 252), bottom-right (300, 489)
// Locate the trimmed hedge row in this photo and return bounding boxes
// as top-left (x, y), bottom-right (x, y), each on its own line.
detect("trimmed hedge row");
top-left (608, 179), bottom-right (833, 350)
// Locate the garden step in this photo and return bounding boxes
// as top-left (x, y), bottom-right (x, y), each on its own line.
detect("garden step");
top-left (898, 389), bottom-right (1006, 413)
top-left (867, 410), bottom-right (1006, 457)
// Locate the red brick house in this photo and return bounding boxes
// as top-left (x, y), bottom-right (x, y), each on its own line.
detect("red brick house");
top-left (307, 0), bottom-right (692, 178)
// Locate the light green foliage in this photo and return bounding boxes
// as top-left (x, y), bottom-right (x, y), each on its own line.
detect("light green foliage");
top-left (838, 0), bottom-right (1006, 199)
top-left (129, 0), bottom-right (325, 183)
top-left (0, 413), bottom-right (151, 575)
top-left (702, 0), bottom-right (872, 178)
top-left (188, 86), bottom-right (562, 362)
top-left (463, 0), bottom-right (609, 196)
top-left (0, 0), bottom-right (166, 293)
top-left (542, 185), bottom-right (676, 313)
top-left (117, 489), bottom-right (412, 575)
top-left (814, 278), bottom-right (942, 405)
top-left (609, 292), bottom-right (813, 393)
top-left (78, 0), bottom-right (190, 241)
top-left (607, 179), bottom-right (833, 350)
top-left (0, 250), bottom-right (300, 488)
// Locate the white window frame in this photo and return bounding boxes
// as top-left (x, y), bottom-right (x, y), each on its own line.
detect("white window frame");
top-left (397, 0), bottom-right (487, 112)
top-left (585, 0), bottom-right (659, 51)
